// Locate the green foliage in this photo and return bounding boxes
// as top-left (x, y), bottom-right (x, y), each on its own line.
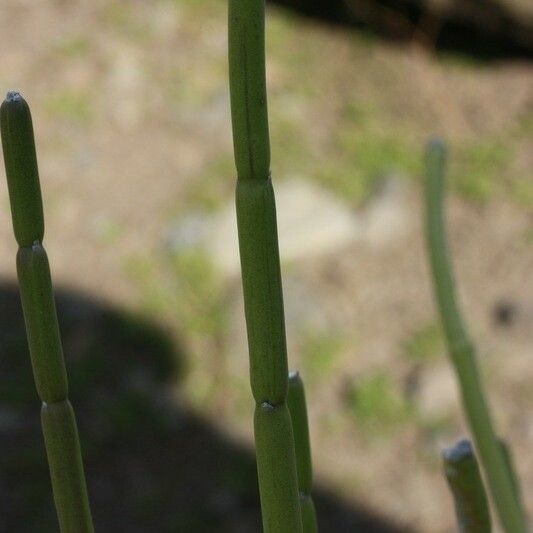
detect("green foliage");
top-left (172, 251), bottom-right (227, 337)
top-left (54, 36), bottom-right (90, 58)
top-left (510, 178), bottom-right (533, 208)
top-left (44, 89), bottom-right (92, 125)
top-left (126, 249), bottom-right (230, 410)
top-left (317, 112), bottom-right (419, 205)
top-left (451, 139), bottom-right (511, 203)
top-left (183, 155), bottom-right (235, 212)
top-left (127, 250), bottom-right (227, 340)
top-left (402, 322), bottom-right (444, 363)
top-left (345, 372), bottom-right (412, 432)
top-left (299, 330), bottom-right (343, 383)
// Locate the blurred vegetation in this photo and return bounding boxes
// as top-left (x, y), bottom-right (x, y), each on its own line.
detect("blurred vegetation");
top-left (402, 322), bottom-right (444, 363)
top-left (168, 0), bottom-right (532, 210)
top-left (0, 283), bottom-right (409, 532)
top-left (344, 373), bottom-right (413, 433)
top-left (33, 0), bottom-right (532, 213)
top-left (298, 331), bottom-right (344, 384)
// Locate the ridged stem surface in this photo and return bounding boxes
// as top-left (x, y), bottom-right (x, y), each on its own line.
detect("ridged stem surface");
top-left (1, 92), bottom-right (94, 533)
top-left (288, 371), bottom-right (318, 533)
top-left (425, 140), bottom-right (525, 533)
top-left (229, 2), bottom-right (302, 531)
top-left (442, 439), bottom-right (491, 532)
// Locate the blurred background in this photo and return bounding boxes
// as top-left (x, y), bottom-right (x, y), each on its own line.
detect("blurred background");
top-left (0, 0), bottom-right (531, 531)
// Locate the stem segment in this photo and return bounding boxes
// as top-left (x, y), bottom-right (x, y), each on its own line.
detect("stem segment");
top-left (288, 371), bottom-right (318, 533)
top-left (424, 140), bottom-right (525, 533)
top-left (442, 439), bottom-right (491, 532)
top-left (229, 2), bottom-right (302, 531)
top-left (1, 92), bottom-right (94, 533)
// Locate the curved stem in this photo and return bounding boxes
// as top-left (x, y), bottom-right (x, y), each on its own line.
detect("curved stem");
top-left (425, 140), bottom-right (525, 533)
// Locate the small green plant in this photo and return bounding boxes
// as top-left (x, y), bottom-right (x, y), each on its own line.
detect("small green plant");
top-left (402, 322), bottom-right (444, 363)
top-left (299, 330), bottom-right (342, 383)
top-left (345, 372), bottom-right (411, 432)
top-left (288, 371), bottom-right (318, 533)
top-left (228, 0), bottom-right (304, 530)
top-left (425, 140), bottom-right (526, 533)
top-left (44, 88), bottom-right (92, 125)
top-left (1, 91), bottom-right (94, 533)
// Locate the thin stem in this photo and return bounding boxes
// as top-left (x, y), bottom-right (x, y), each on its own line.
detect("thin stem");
top-left (442, 439), bottom-right (491, 532)
top-left (229, 1), bottom-right (303, 531)
top-left (499, 439), bottom-right (525, 518)
top-left (424, 140), bottom-right (526, 533)
top-left (288, 371), bottom-right (318, 533)
top-left (1, 92), bottom-right (94, 533)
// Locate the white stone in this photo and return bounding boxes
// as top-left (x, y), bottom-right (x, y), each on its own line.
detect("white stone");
top-left (167, 177), bottom-right (411, 277)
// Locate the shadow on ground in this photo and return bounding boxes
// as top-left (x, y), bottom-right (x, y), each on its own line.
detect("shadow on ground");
top-left (269, 0), bottom-right (533, 60)
top-left (0, 282), bottom-right (410, 533)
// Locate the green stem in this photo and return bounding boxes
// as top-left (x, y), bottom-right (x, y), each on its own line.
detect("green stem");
top-left (424, 140), bottom-right (525, 533)
top-left (499, 439), bottom-right (525, 519)
top-left (1, 92), bottom-right (94, 533)
top-left (228, 0), bottom-right (270, 181)
top-left (443, 439), bottom-right (491, 532)
top-left (42, 401), bottom-right (94, 532)
top-left (288, 371), bottom-right (318, 533)
top-left (255, 403), bottom-right (305, 532)
top-left (229, 2), bottom-right (302, 531)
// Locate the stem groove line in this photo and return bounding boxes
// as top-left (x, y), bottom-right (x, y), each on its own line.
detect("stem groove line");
top-left (229, 1), bottom-right (303, 531)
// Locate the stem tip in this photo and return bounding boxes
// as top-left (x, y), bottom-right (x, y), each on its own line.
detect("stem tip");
top-left (443, 439), bottom-right (473, 463)
top-left (5, 90), bottom-right (22, 102)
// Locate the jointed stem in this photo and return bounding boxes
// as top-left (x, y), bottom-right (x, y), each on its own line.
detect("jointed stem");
top-left (229, 1), bottom-right (303, 531)
top-left (1, 92), bottom-right (94, 533)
